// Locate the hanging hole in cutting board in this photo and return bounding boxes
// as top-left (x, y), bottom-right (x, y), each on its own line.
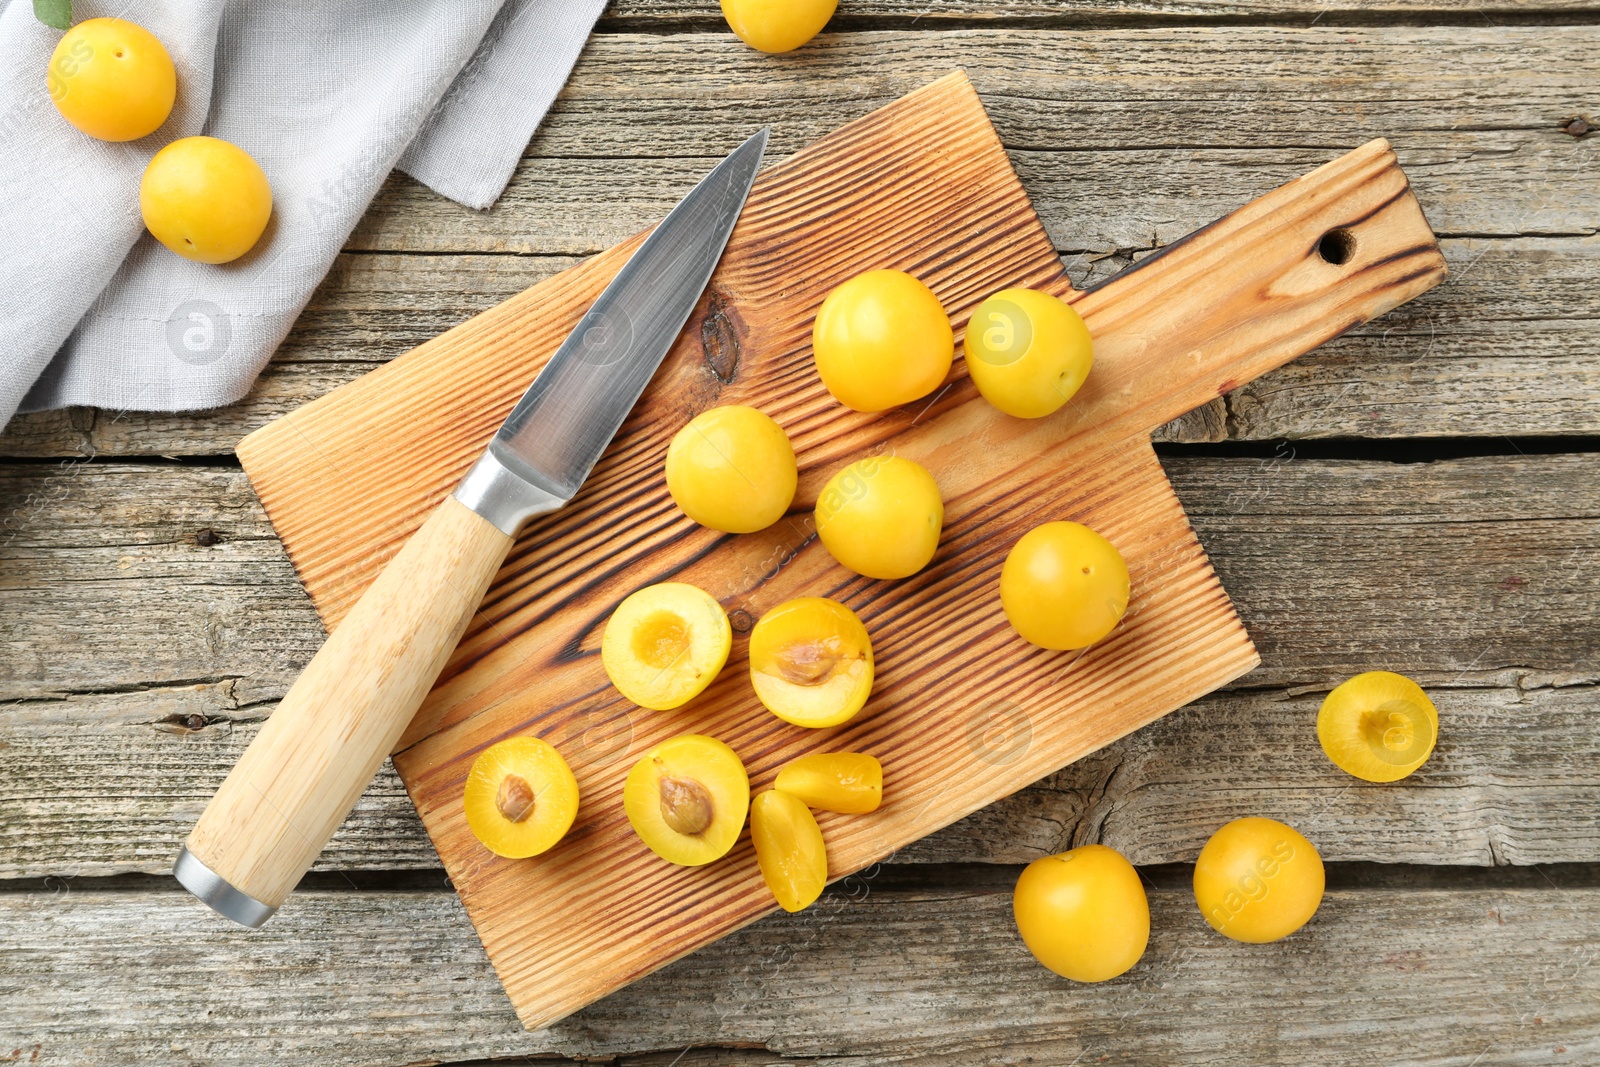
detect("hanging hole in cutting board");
top-left (1317, 227), bottom-right (1357, 265)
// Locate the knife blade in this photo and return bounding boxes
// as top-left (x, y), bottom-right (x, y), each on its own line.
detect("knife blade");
top-left (175, 130), bottom-right (768, 928)
top-left (460, 128), bottom-right (769, 528)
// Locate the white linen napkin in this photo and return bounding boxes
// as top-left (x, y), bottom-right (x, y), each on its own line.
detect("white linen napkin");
top-left (0, 0), bottom-right (605, 430)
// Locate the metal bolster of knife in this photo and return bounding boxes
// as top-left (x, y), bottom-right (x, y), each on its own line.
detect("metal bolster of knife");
top-left (453, 446), bottom-right (570, 537)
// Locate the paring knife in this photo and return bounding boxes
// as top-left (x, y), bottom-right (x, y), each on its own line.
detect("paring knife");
top-left (175, 130), bottom-right (769, 928)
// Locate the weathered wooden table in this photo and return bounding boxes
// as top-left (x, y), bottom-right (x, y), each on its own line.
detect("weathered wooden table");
top-left (3, 3), bottom-right (1596, 1064)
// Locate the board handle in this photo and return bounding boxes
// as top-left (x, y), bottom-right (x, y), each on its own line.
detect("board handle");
top-left (1063, 137), bottom-right (1448, 443)
top-left (177, 495), bottom-right (513, 926)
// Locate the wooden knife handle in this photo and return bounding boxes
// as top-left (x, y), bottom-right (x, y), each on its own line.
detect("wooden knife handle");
top-left (178, 495), bottom-right (512, 924)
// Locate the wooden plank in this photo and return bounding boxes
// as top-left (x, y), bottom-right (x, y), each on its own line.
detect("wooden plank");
top-left (5, 679), bottom-right (1594, 878)
top-left (2, 880), bottom-right (1597, 1065)
top-left (4, 25), bottom-right (1596, 458)
top-left (374, 29), bottom-right (1599, 165)
top-left (347, 143), bottom-right (1595, 259)
top-left (1174, 453), bottom-right (1600, 688)
top-left (0, 685), bottom-right (429, 878)
top-left (2, 457), bottom-right (1593, 877)
top-left (1, 25), bottom-right (1593, 458)
top-left (341, 28), bottom-right (1596, 261)
top-left (605, 0), bottom-right (1600, 18)
top-left (2, 231), bottom-right (1595, 458)
top-left (6, 454), bottom-right (1587, 700)
top-left (918, 680), bottom-right (1600, 868)
top-left (4, 454), bottom-right (1589, 699)
top-left (0, 465), bottom-right (322, 706)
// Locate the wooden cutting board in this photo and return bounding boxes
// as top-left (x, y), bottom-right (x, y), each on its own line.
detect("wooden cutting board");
top-left (236, 71), bottom-right (1446, 1029)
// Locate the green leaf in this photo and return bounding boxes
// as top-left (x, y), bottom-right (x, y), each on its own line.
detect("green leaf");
top-left (34, 0), bottom-right (72, 31)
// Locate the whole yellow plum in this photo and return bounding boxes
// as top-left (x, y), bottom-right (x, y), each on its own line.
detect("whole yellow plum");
top-left (812, 269), bottom-right (953, 412)
top-left (49, 18), bottom-right (175, 142)
top-left (721, 0), bottom-right (836, 53)
top-left (140, 136), bottom-right (273, 264)
top-left (1013, 844), bottom-right (1149, 982)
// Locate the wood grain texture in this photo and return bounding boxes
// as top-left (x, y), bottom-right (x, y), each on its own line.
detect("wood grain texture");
top-left (0, 11), bottom-right (1591, 1063)
top-left (492, 29), bottom-right (1594, 161)
top-left (8, 679), bottom-right (1595, 878)
top-left (4, 452), bottom-right (1592, 880)
top-left (604, 0), bottom-right (1600, 18)
top-left (3, 26), bottom-right (1593, 458)
top-left (2, 231), bottom-right (1589, 457)
top-left (9, 455), bottom-right (1593, 710)
top-left (227, 75), bottom-right (1444, 1026)
top-left (3, 879), bottom-right (1598, 1066)
top-left (343, 28), bottom-right (1595, 258)
top-left (398, 438), bottom-right (1259, 1030)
